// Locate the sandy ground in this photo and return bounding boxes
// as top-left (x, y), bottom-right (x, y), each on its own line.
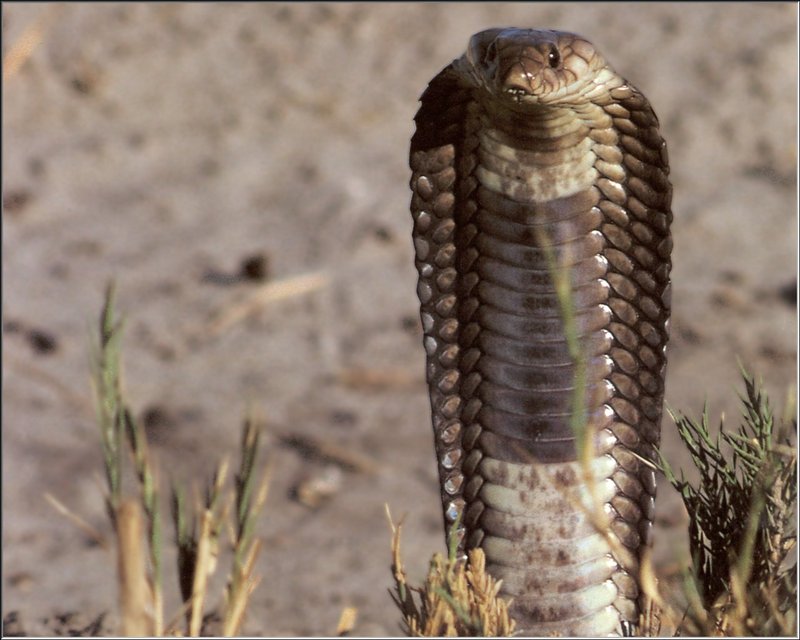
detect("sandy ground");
top-left (2, 2), bottom-right (797, 636)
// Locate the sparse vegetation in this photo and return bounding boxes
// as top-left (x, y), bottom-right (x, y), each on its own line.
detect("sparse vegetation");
top-left (48, 284), bottom-right (797, 638)
top-left (651, 369), bottom-right (797, 637)
top-left (387, 507), bottom-right (515, 637)
top-left (390, 339), bottom-right (796, 638)
top-left (88, 282), bottom-right (271, 636)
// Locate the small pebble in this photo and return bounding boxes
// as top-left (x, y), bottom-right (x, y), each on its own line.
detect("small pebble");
top-left (3, 190), bottom-right (32, 215)
top-left (400, 315), bottom-right (419, 333)
top-left (3, 319), bottom-right (22, 333)
top-left (778, 279), bottom-right (796, 306)
top-left (709, 284), bottom-right (749, 311)
top-left (240, 252), bottom-right (270, 282)
top-left (293, 465), bottom-right (343, 509)
top-left (27, 329), bottom-right (58, 355)
top-left (373, 226), bottom-right (393, 242)
top-left (141, 404), bottom-right (176, 443)
top-left (329, 409), bottom-right (358, 427)
top-left (3, 611), bottom-right (26, 637)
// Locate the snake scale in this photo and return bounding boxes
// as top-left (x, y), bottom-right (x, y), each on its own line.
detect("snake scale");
top-left (409, 28), bottom-right (672, 636)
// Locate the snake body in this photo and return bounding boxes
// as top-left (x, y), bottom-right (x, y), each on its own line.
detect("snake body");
top-left (409, 28), bottom-right (672, 636)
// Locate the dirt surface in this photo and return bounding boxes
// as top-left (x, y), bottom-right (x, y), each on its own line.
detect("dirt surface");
top-left (2, 3), bottom-right (797, 637)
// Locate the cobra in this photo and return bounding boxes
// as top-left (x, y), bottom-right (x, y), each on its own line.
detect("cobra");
top-left (409, 28), bottom-right (672, 636)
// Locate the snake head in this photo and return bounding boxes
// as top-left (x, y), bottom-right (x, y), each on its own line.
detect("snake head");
top-left (460, 28), bottom-right (608, 107)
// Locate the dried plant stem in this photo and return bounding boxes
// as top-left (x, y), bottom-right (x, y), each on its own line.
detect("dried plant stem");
top-left (222, 539), bottom-right (263, 637)
top-left (202, 271), bottom-right (329, 338)
top-left (188, 508), bottom-right (215, 636)
top-left (223, 413), bottom-right (271, 636)
top-left (536, 225), bottom-right (619, 561)
top-left (336, 606), bottom-right (358, 636)
top-left (278, 431), bottom-right (379, 475)
top-left (90, 283), bottom-right (164, 634)
top-left (124, 407), bottom-right (163, 635)
top-left (536, 224), bottom-right (636, 605)
top-left (386, 506), bottom-right (515, 636)
top-left (2, 5), bottom-right (62, 80)
top-left (43, 492), bottom-right (109, 550)
top-left (117, 499), bottom-right (153, 637)
top-left (534, 226), bottom-right (590, 464)
top-left (82, 282), bottom-right (272, 637)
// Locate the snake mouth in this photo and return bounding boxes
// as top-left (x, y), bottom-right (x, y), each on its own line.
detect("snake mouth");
top-left (504, 86), bottom-right (533, 100)
top-left (495, 53), bottom-right (561, 106)
top-left (502, 70), bottom-right (537, 99)
top-left (498, 82), bottom-right (550, 110)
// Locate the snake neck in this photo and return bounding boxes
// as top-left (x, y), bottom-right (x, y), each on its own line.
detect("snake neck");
top-left (472, 97), bottom-right (615, 204)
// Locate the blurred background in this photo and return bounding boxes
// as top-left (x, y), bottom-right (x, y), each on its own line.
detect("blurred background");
top-left (2, 3), bottom-right (796, 635)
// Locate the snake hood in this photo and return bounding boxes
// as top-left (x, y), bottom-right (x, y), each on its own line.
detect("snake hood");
top-left (456, 28), bottom-right (613, 108)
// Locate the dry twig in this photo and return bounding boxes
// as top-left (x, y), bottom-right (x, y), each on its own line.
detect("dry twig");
top-left (2, 6), bottom-right (61, 80)
top-left (201, 271), bottom-right (329, 338)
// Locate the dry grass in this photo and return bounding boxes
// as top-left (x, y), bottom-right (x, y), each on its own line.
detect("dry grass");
top-left (387, 507), bottom-right (516, 637)
top-left (2, 5), bottom-right (63, 80)
top-left (45, 275), bottom-right (795, 638)
top-left (59, 282), bottom-right (273, 636)
top-left (198, 270), bottom-right (329, 339)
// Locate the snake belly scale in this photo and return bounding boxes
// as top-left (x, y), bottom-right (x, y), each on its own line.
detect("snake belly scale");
top-left (409, 28), bottom-right (672, 636)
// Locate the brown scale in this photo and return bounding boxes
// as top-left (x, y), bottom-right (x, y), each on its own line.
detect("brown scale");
top-left (410, 27), bottom-right (672, 637)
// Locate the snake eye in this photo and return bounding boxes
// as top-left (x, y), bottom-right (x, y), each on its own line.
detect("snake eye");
top-left (547, 45), bottom-right (560, 68)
